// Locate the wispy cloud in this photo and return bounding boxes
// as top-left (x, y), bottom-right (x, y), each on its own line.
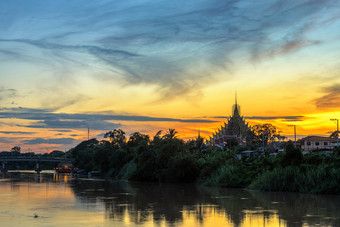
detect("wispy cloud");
top-left (0, 131), bottom-right (35, 135)
top-left (314, 84), bottom-right (340, 109)
top-left (262, 40), bottom-right (321, 60)
top-left (0, 107), bottom-right (216, 131)
top-left (0, 49), bottom-right (20, 59)
top-left (212, 115), bottom-right (304, 121)
top-left (0, 87), bottom-right (17, 101)
top-left (0, 39), bottom-right (140, 60)
top-left (24, 120), bottom-right (122, 131)
top-left (245, 116), bottom-right (305, 121)
top-left (0, 138), bottom-right (14, 144)
top-left (49, 129), bottom-right (72, 132)
top-left (1, 0), bottom-right (338, 100)
top-left (22, 138), bottom-right (76, 145)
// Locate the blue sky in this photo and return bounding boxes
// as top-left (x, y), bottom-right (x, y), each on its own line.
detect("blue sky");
top-left (0, 0), bottom-right (340, 151)
top-left (1, 0), bottom-right (339, 98)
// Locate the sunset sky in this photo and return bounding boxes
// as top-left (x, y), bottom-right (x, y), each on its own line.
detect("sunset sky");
top-left (1, 0), bottom-right (340, 152)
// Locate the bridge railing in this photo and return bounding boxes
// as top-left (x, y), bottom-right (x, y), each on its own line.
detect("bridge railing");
top-left (0, 157), bottom-right (73, 163)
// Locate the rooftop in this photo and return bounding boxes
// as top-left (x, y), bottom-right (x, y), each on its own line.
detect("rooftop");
top-left (299, 136), bottom-right (337, 142)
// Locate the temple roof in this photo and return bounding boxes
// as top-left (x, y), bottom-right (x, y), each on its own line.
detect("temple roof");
top-left (231, 92), bottom-right (241, 117)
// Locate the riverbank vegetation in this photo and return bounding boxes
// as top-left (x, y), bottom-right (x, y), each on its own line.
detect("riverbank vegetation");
top-left (69, 128), bottom-right (340, 194)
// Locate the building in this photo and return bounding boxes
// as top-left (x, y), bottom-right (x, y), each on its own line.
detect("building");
top-left (299, 136), bottom-right (337, 153)
top-left (209, 94), bottom-right (250, 147)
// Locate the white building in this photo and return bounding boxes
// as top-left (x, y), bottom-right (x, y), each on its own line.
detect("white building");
top-left (299, 136), bottom-right (337, 152)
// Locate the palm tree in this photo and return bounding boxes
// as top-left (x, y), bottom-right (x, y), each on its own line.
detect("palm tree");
top-left (163, 128), bottom-right (178, 140)
top-left (153, 130), bottom-right (162, 139)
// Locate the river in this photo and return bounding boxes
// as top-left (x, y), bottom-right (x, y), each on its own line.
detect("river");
top-left (0, 171), bottom-right (339, 227)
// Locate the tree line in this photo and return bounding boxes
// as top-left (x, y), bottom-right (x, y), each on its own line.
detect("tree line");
top-left (69, 126), bottom-right (340, 194)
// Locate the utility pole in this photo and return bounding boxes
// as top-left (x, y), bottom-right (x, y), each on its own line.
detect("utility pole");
top-left (288, 125), bottom-right (297, 147)
top-left (330, 118), bottom-right (339, 147)
top-left (88, 127), bottom-right (90, 141)
top-left (259, 130), bottom-right (265, 152)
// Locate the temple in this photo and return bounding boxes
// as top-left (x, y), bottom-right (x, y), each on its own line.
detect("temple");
top-left (209, 93), bottom-right (250, 146)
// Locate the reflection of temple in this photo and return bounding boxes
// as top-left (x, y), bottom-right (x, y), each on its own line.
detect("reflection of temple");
top-left (209, 94), bottom-right (250, 146)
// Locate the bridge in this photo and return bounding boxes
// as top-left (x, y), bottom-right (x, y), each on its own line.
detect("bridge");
top-left (0, 157), bottom-right (73, 173)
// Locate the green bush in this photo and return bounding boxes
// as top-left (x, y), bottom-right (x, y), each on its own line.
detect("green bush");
top-left (250, 166), bottom-right (299, 191)
top-left (203, 159), bottom-right (250, 187)
top-left (333, 146), bottom-right (340, 156)
top-left (116, 161), bottom-right (137, 180)
top-left (168, 150), bottom-right (199, 182)
top-left (198, 149), bottom-right (235, 181)
top-left (303, 152), bottom-right (326, 165)
top-left (250, 165), bottom-right (340, 194)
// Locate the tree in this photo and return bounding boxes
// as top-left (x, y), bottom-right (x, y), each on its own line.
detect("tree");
top-left (196, 136), bottom-right (204, 154)
top-left (49, 150), bottom-right (65, 157)
top-left (71, 139), bottom-right (99, 171)
top-left (71, 138), bottom-right (99, 158)
top-left (153, 130), bottom-right (162, 139)
top-left (104, 129), bottom-right (126, 147)
top-left (128, 132), bottom-right (150, 147)
top-left (187, 136), bottom-right (205, 155)
top-left (329, 130), bottom-right (339, 139)
top-left (251, 124), bottom-right (277, 147)
top-left (275, 134), bottom-right (287, 142)
top-left (162, 128), bottom-right (178, 140)
top-left (10, 146), bottom-right (21, 156)
top-left (281, 141), bottom-right (303, 166)
top-left (127, 132), bottom-right (150, 154)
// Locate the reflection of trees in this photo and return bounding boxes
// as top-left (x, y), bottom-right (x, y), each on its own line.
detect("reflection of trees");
top-left (206, 187), bottom-right (340, 227)
top-left (249, 190), bottom-right (340, 227)
top-left (203, 187), bottom-right (263, 227)
top-left (70, 180), bottom-right (212, 225)
top-left (70, 180), bottom-right (249, 226)
top-left (70, 179), bottom-right (340, 227)
top-left (2, 173), bottom-right (338, 226)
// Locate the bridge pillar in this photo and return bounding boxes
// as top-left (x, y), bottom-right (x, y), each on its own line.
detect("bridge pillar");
top-left (35, 162), bottom-right (41, 173)
top-left (2, 161), bottom-right (8, 173)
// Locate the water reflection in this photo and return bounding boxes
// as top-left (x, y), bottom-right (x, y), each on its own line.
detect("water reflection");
top-left (69, 178), bottom-right (340, 227)
top-left (0, 172), bottom-right (339, 227)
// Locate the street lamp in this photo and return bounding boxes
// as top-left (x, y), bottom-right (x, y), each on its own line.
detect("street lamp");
top-left (330, 118), bottom-right (339, 147)
top-left (288, 125), bottom-right (297, 147)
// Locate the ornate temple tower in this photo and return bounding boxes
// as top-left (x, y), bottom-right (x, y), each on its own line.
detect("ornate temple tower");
top-left (225, 93), bottom-right (248, 138)
top-left (209, 93), bottom-right (250, 146)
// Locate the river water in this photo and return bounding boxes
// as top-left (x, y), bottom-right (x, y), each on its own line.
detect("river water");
top-left (0, 171), bottom-right (339, 227)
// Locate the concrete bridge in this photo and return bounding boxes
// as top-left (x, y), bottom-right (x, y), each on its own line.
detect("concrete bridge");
top-left (0, 157), bottom-right (73, 173)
